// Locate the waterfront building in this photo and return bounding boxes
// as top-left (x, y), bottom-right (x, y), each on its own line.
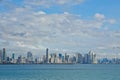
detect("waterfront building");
top-left (62, 56), bottom-right (64, 63)
top-left (46, 48), bottom-right (49, 63)
top-left (65, 53), bottom-right (69, 63)
top-left (6, 57), bottom-right (10, 63)
top-left (53, 53), bottom-right (57, 63)
top-left (88, 51), bottom-right (97, 64)
top-left (35, 58), bottom-right (38, 63)
top-left (21, 57), bottom-right (26, 64)
top-left (83, 54), bottom-right (89, 64)
top-left (76, 53), bottom-right (83, 64)
top-left (2, 48), bottom-right (6, 63)
top-left (12, 53), bottom-right (15, 59)
top-left (93, 54), bottom-right (97, 64)
top-left (27, 52), bottom-right (33, 63)
top-left (58, 53), bottom-right (62, 63)
top-left (17, 55), bottom-right (22, 64)
top-left (72, 55), bottom-right (76, 63)
top-left (42, 55), bottom-right (46, 63)
top-left (0, 50), bottom-right (2, 63)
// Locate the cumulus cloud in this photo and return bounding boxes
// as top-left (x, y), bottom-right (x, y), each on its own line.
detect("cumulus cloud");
top-left (0, 9), bottom-right (118, 54)
top-left (0, 0), bottom-right (119, 55)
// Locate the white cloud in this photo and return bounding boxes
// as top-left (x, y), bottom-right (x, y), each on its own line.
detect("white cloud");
top-left (0, 11), bottom-right (118, 54)
top-left (94, 13), bottom-right (105, 20)
top-left (36, 11), bottom-right (46, 15)
top-left (0, 1), bottom-right (119, 55)
top-left (23, 0), bottom-right (84, 8)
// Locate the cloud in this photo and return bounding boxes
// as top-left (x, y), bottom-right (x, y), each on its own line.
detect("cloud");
top-left (0, 10), bottom-right (118, 54)
top-left (0, 0), bottom-right (119, 55)
top-left (94, 13), bottom-right (105, 20)
top-left (23, 0), bottom-right (84, 8)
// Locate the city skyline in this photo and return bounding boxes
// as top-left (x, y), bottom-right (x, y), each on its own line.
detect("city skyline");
top-left (0, 0), bottom-right (120, 55)
top-left (0, 48), bottom-right (120, 64)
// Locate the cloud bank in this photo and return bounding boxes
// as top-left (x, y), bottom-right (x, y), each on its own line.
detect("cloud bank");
top-left (0, 0), bottom-right (119, 56)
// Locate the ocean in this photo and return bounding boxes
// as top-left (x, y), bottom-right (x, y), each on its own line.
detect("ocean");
top-left (0, 64), bottom-right (120, 80)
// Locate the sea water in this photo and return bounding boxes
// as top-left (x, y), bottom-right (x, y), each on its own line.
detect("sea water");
top-left (0, 64), bottom-right (120, 80)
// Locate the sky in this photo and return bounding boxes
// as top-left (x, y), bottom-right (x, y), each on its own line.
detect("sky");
top-left (0, 0), bottom-right (120, 56)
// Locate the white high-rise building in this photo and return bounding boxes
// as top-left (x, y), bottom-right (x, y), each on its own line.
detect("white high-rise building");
top-left (88, 50), bottom-right (97, 64)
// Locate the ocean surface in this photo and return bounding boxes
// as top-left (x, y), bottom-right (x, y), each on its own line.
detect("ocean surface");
top-left (0, 64), bottom-right (120, 80)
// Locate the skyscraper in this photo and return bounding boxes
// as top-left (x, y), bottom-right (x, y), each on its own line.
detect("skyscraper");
top-left (17, 55), bottom-right (22, 64)
top-left (12, 53), bottom-right (15, 59)
top-left (76, 53), bottom-right (83, 64)
top-left (46, 48), bottom-right (49, 63)
top-left (83, 54), bottom-right (89, 64)
top-left (27, 52), bottom-right (33, 63)
top-left (65, 53), bottom-right (69, 63)
top-left (0, 50), bottom-right (2, 63)
top-left (88, 50), bottom-right (97, 64)
top-left (2, 48), bottom-right (6, 63)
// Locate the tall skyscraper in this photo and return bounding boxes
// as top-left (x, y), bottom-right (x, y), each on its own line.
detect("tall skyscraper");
top-left (0, 50), bottom-right (2, 63)
top-left (12, 53), bottom-right (15, 59)
top-left (76, 53), bottom-right (83, 64)
top-left (93, 54), bottom-right (97, 64)
top-left (27, 52), bottom-right (33, 63)
top-left (17, 55), bottom-right (22, 64)
top-left (46, 48), bottom-right (49, 63)
top-left (88, 50), bottom-right (97, 64)
top-left (83, 54), bottom-right (89, 64)
top-left (65, 53), bottom-right (69, 63)
top-left (2, 48), bottom-right (6, 63)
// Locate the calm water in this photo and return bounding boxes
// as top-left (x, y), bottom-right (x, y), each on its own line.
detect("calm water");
top-left (0, 64), bottom-right (120, 80)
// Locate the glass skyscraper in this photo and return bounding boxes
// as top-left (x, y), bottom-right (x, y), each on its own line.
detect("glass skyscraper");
top-left (46, 48), bottom-right (49, 63)
top-left (2, 48), bottom-right (6, 63)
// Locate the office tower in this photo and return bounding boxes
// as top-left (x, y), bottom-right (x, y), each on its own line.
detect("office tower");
top-left (88, 50), bottom-right (93, 64)
top-left (93, 54), bottom-right (97, 64)
top-left (42, 55), bottom-right (46, 63)
top-left (27, 52), bottom-right (33, 63)
top-left (6, 57), bottom-right (10, 63)
top-left (53, 53), bottom-right (57, 63)
top-left (62, 56), bottom-right (64, 63)
top-left (46, 48), bottom-right (49, 63)
top-left (10, 53), bottom-right (15, 63)
top-left (12, 53), bottom-right (15, 59)
top-left (0, 50), bottom-right (2, 63)
top-left (65, 53), bottom-right (69, 63)
top-left (59, 53), bottom-right (62, 59)
top-left (84, 54), bottom-right (89, 64)
top-left (21, 57), bottom-right (26, 64)
top-left (72, 55), bottom-right (76, 63)
top-left (88, 50), bottom-right (97, 64)
top-left (17, 55), bottom-right (22, 64)
top-left (35, 58), bottom-right (38, 63)
top-left (49, 54), bottom-right (53, 63)
top-left (2, 48), bottom-right (6, 63)
top-left (58, 53), bottom-right (62, 63)
top-left (76, 53), bottom-right (83, 64)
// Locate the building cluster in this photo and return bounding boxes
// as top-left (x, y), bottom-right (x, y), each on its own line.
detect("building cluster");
top-left (0, 48), bottom-right (119, 64)
top-left (0, 48), bottom-right (98, 64)
top-left (98, 58), bottom-right (120, 64)
top-left (44, 48), bottom-right (97, 64)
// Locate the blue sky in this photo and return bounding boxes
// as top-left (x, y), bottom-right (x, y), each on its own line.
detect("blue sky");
top-left (0, 0), bottom-right (120, 56)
